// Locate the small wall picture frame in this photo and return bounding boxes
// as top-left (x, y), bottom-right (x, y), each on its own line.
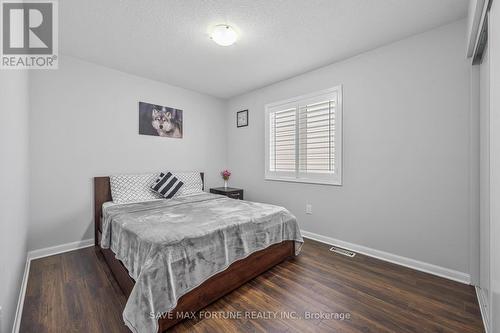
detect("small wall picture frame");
top-left (237, 109), bottom-right (249, 128)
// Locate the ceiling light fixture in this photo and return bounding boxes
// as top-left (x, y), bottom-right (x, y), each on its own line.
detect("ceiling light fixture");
top-left (210, 24), bottom-right (238, 46)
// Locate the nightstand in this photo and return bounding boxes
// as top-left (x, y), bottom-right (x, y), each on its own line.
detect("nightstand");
top-left (210, 187), bottom-right (244, 200)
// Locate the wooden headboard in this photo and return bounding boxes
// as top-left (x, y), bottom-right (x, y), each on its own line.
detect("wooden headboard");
top-left (94, 173), bottom-right (204, 246)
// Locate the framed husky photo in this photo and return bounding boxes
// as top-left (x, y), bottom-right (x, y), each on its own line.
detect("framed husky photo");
top-left (139, 102), bottom-right (183, 138)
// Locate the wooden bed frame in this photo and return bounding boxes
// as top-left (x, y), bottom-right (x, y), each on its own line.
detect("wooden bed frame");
top-left (94, 174), bottom-right (295, 332)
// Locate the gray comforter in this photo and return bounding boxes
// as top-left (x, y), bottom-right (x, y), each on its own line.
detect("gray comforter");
top-left (100, 193), bottom-right (303, 333)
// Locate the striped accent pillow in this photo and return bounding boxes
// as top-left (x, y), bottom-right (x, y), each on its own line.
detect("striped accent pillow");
top-left (151, 172), bottom-right (184, 199)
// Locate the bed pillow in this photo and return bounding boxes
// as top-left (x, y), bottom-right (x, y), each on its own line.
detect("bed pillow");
top-left (151, 172), bottom-right (184, 199)
top-left (110, 173), bottom-right (162, 204)
top-left (172, 172), bottom-right (204, 196)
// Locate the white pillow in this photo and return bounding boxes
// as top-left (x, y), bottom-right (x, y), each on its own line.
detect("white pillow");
top-left (172, 172), bottom-right (204, 196)
top-left (110, 173), bottom-right (162, 204)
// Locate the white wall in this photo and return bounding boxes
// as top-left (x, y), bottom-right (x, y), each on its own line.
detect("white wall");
top-left (29, 56), bottom-right (227, 251)
top-left (225, 20), bottom-right (473, 275)
top-left (0, 71), bottom-right (30, 333)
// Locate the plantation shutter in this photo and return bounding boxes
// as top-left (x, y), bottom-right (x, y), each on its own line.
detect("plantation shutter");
top-left (269, 105), bottom-right (297, 173)
top-left (298, 96), bottom-right (336, 175)
top-left (265, 86), bottom-right (342, 185)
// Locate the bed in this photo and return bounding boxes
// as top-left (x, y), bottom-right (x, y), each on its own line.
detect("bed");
top-left (94, 173), bottom-right (303, 333)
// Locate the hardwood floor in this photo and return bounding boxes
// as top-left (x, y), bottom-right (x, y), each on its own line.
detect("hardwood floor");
top-left (20, 238), bottom-right (485, 333)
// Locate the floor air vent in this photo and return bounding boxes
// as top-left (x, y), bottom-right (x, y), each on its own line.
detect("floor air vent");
top-left (329, 246), bottom-right (356, 257)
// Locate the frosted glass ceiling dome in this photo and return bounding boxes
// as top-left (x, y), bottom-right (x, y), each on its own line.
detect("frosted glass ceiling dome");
top-left (210, 24), bottom-right (238, 46)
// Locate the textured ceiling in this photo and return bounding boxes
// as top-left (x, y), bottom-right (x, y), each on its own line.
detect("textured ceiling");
top-left (60, 0), bottom-right (468, 99)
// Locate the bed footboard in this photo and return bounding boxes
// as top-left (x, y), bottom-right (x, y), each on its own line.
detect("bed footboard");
top-left (97, 229), bottom-right (294, 332)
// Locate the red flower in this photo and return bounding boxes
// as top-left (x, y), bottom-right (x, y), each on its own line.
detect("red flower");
top-left (221, 169), bottom-right (231, 180)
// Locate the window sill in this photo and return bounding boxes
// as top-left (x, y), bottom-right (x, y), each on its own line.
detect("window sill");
top-left (264, 176), bottom-right (342, 186)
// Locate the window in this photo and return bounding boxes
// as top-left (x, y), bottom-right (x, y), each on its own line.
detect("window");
top-left (265, 86), bottom-right (342, 185)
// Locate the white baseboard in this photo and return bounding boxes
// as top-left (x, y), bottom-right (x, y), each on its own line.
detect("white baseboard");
top-left (27, 238), bottom-right (94, 261)
top-left (301, 230), bottom-right (471, 285)
top-left (11, 256), bottom-right (30, 333)
top-left (475, 286), bottom-right (490, 333)
top-left (11, 238), bottom-right (94, 333)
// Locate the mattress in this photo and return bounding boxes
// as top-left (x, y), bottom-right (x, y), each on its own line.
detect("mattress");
top-left (100, 192), bottom-right (303, 333)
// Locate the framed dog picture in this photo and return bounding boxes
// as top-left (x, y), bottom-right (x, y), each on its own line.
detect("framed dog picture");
top-left (237, 109), bottom-right (248, 127)
top-left (139, 102), bottom-right (183, 138)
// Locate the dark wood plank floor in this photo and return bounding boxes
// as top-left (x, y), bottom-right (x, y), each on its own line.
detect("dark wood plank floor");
top-left (20, 238), bottom-right (484, 333)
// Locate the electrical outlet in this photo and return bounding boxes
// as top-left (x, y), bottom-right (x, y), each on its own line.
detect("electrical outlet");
top-left (306, 203), bottom-right (312, 214)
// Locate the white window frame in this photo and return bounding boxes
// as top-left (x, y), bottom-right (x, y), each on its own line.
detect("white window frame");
top-left (264, 85), bottom-right (343, 186)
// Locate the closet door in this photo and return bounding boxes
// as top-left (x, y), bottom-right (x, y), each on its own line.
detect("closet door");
top-left (479, 41), bottom-right (490, 316)
top-left (489, 2), bottom-right (500, 331)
